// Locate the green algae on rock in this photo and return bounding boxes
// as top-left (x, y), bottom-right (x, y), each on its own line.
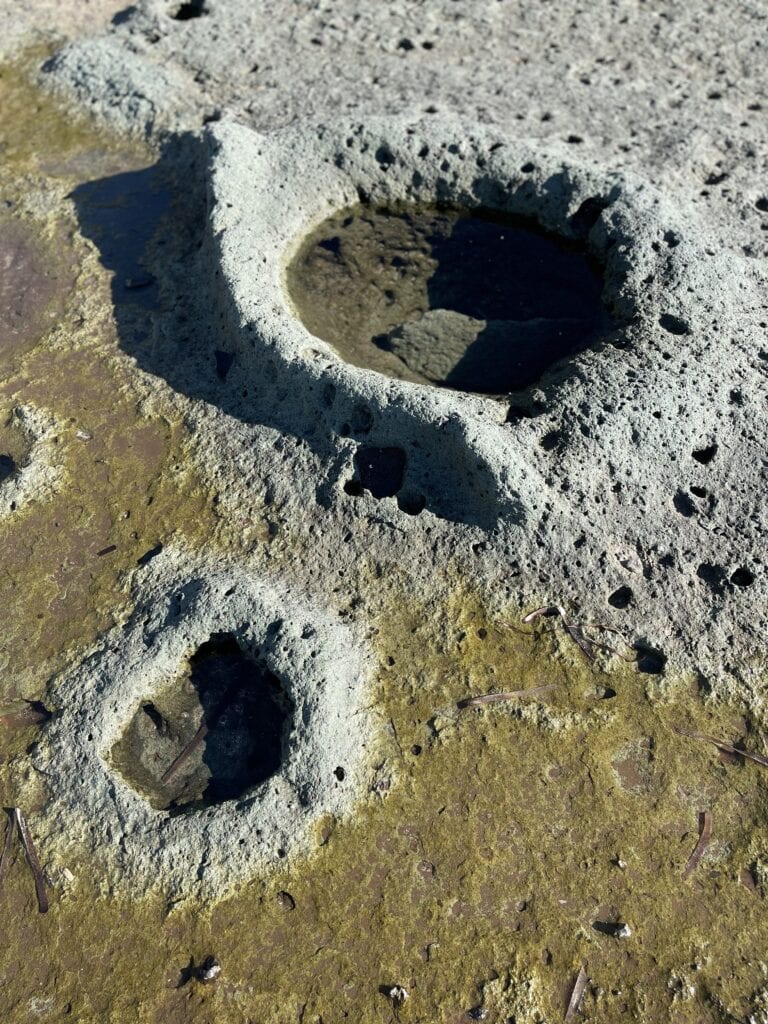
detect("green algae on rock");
top-left (3, 585), bottom-right (768, 1023)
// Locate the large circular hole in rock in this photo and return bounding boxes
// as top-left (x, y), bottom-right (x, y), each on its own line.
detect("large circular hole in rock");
top-left (110, 634), bottom-right (293, 811)
top-left (286, 204), bottom-right (612, 395)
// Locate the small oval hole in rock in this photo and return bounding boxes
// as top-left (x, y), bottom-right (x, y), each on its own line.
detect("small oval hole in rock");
top-left (692, 444), bottom-right (718, 465)
top-left (170, 0), bottom-right (206, 19)
top-left (111, 635), bottom-right (293, 810)
top-left (634, 643), bottom-right (666, 675)
top-left (730, 567), bottom-right (755, 587)
top-left (608, 586), bottom-right (633, 609)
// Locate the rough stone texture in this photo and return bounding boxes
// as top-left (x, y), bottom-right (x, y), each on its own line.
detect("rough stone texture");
top-left (194, 115), bottom-right (764, 682)
top-left (41, 0), bottom-right (768, 264)
top-left (0, 0), bottom-right (126, 59)
top-left (27, 19), bottom-right (768, 894)
top-left (32, 549), bottom-right (373, 897)
top-left (1, 12), bottom-right (768, 1017)
top-left (0, 405), bottom-right (64, 517)
top-left (7, 0), bottom-right (768, 888)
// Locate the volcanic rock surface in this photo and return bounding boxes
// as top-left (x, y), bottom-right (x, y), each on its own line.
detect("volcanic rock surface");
top-left (1, 3), bottom-right (767, 1022)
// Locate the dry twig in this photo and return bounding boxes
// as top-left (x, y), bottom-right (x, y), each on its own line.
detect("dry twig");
top-left (565, 965), bottom-right (588, 1021)
top-left (673, 727), bottom-right (768, 770)
top-left (161, 720), bottom-right (209, 786)
top-left (160, 676), bottom-right (247, 786)
top-left (14, 808), bottom-right (48, 913)
top-left (0, 809), bottom-right (18, 893)
top-left (682, 810), bottom-right (712, 880)
top-left (457, 685), bottom-right (557, 709)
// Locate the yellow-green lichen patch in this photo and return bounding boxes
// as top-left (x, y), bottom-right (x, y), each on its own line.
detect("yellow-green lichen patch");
top-left (0, 50), bottom-right (216, 704)
top-left (2, 587), bottom-right (766, 1024)
top-left (0, 45), bottom-right (149, 181)
top-left (0, 347), bottom-right (215, 691)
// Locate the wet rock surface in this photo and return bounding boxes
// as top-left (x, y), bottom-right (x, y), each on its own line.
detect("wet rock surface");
top-left (0, 213), bottom-right (76, 377)
top-left (0, 4), bottom-right (767, 1023)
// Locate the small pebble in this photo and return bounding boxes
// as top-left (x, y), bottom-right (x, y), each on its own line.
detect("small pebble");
top-left (197, 956), bottom-right (221, 983)
top-left (386, 985), bottom-right (408, 1004)
top-left (276, 890), bottom-right (296, 911)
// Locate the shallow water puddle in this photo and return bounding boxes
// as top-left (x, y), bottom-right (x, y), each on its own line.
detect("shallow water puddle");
top-left (112, 635), bottom-right (293, 810)
top-left (287, 203), bottom-right (611, 394)
top-left (0, 212), bottom-right (77, 378)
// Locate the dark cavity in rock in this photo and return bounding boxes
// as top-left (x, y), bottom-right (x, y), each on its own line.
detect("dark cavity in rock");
top-left (287, 203), bottom-right (613, 395)
top-left (730, 567), bottom-right (755, 588)
top-left (171, 1), bottom-right (206, 20)
top-left (608, 585), bottom-right (633, 609)
top-left (111, 635), bottom-right (292, 811)
top-left (0, 453), bottom-right (17, 483)
top-left (634, 643), bottom-right (666, 675)
top-left (346, 445), bottom-right (406, 499)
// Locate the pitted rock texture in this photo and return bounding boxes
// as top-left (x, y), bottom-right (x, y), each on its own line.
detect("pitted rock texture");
top-left (41, 1), bottom-right (768, 264)
top-left (32, 551), bottom-right (374, 897)
top-left (2, 4), bottom-right (768, 1020)
top-left (183, 116), bottom-right (764, 683)
top-left (21, 112), bottom-right (766, 902)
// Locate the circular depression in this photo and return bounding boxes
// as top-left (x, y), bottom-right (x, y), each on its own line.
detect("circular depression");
top-left (286, 203), bottom-right (613, 395)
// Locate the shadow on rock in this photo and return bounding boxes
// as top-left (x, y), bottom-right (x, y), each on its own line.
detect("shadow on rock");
top-left (71, 140), bottom-right (518, 533)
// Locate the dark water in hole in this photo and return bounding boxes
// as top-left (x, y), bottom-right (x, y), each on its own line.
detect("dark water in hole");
top-left (286, 204), bottom-right (611, 395)
top-left (112, 635), bottom-right (292, 810)
top-left (0, 453), bottom-right (17, 483)
top-left (184, 637), bottom-right (288, 805)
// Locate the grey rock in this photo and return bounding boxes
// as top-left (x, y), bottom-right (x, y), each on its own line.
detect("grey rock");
top-left (32, 550), bottom-right (373, 898)
top-left (20, 2), bottom-right (768, 899)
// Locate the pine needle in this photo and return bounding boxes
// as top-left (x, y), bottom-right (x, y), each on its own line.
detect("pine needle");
top-left (0, 809), bottom-right (18, 893)
top-left (673, 727), bottom-right (768, 769)
top-left (565, 965), bottom-right (588, 1021)
top-left (15, 808), bottom-right (48, 913)
top-left (682, 810), bottom-right (712, 880)
top-left (457, 684), bottom-right (557, 709)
